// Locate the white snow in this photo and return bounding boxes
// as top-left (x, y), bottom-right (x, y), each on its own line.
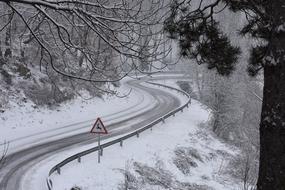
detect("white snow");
top-left (47, 99), bottom-right (240, 190)
top-left (20, 77), bottom-right (240, 190)
top-left (277, 23), bottom-right (285, 33)
top-left (0, 77), bottom-right (156, 154)
top-left (1, 75), bottom-right (241, 190)
top-left (16, 78), bottom-right (187, 190)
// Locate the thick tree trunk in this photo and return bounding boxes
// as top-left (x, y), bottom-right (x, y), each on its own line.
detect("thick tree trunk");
top-left (0, 39), bottom-right (2, 58)
top-left (257, 1), bottom-right (285, 189)
top-left (257, 65), bottom-right (285, 190)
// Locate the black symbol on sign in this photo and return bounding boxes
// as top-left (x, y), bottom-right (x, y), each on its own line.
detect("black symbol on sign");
top-left (97, 124), bottom-right (101, 130)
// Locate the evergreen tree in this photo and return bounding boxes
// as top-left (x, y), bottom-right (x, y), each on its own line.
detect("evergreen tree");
top-left (164, 0), bottom-right (285, 189)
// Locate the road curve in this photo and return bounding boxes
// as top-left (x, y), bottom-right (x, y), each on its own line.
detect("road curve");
top-left (0, 77), bottom-right (182, 190)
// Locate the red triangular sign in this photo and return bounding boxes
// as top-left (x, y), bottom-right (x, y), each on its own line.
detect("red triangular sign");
top-left (90, 117), bottom-right (108, 134)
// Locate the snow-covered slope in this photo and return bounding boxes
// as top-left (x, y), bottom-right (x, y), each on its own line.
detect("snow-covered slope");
top-left (47, 92), bottom-right (241, 190)
top-left (0, 77), bottom-right (153, 154)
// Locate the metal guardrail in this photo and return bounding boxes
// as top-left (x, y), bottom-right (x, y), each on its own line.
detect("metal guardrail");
top-left (46, 81), bottom-right (191, 190)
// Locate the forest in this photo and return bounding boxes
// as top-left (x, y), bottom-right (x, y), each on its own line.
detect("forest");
top-left (0, 0), bottom-right (284, 190)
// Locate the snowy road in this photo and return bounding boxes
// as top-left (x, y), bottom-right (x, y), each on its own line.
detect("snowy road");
top-left (0, 76), bottom-right (184, 190)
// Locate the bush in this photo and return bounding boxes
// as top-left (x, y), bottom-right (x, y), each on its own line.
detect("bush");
top-left (0, 90), bottom-right (9, 110)
top-left (71, 186), bottom-right (81, 190)
top-left (173, 147), bottom-right (203, 175)
top-left (16, 64), bottom-right (31, 79)
top-left (176, 81), bottom-right (193, 94)
top-left (0, 69), bottom-right (12, 85)
top-left (23, 83), bottom-right (74, 106)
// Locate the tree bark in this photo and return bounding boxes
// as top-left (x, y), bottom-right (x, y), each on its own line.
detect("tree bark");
top-left (258, 65), bottom-right (285, 190)
top-left (257, 1), bottom-right (285, 189)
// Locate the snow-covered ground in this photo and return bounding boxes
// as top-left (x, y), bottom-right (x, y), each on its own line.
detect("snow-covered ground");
top-left (47, 98), bottom-right (240, 189)
top-left (0, 77), bottom-right (156, 154)
top-left (16, 78), bottom-right (186, 190)
top-left (1, 75), bottom-right (241, 190)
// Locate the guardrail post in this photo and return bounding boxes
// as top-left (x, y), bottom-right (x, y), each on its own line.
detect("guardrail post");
top-left (162, 118), bottom-right (165, 123)
top-left (77, 157), bottom-right (81, 163)
top-left (181, 108), bottom-right (183, 112)
top-left (47, 178), bottom-right (53, 189)
top-left (186, 103), bottom-right (189, 108)
top-left (120, 140), bottom-right (123, 147)
top-left (100, 148), bottom-right (103, 156)
top-left (136, 132), bottom-right (139, 138)
top-left (57, 167), bottom-right (61, 175)
top-left (49, 179), bottom-right (53, 188)
top-left (173, 113), bottom-right (175, 117)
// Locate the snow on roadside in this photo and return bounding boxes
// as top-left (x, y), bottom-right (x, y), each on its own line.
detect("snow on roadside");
top-left (49, 99), bottom-right (240, 190)
top-left (0, 77), bottom-right (153, 154)
top-left (19, 78), bottom-right (187, 190)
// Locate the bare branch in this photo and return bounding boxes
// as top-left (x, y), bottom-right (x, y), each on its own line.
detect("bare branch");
top-left (1, 0), bottom-right (171, 83)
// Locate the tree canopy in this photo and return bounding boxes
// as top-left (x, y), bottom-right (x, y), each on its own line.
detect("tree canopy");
top-left (164, 0), bottom-right (285, 190)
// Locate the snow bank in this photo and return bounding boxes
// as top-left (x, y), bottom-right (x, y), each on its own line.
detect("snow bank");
top-left (0, 77), bottom-right (153, 154)
top-left (47, 99), bottom-right (240, 190)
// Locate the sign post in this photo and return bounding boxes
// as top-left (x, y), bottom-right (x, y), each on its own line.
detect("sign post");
top-left (98, 133), bottom-right (101, 163)
top-left (90, 117), bottom-right (108, 163)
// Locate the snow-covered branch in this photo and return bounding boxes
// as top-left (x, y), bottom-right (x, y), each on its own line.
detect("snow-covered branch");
top-left (0, 0), bottom-right (170, 82)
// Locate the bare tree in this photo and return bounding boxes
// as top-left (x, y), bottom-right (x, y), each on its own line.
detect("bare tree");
top-left (0, 0), bottom-right (171, 84)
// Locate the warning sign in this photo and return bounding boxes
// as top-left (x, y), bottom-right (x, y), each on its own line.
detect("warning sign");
top-left (90, 117), bottom-right (108, 134)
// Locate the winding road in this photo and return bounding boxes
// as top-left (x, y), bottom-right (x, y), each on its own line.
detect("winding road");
top-left (0, 76), bottom-right (184, 190)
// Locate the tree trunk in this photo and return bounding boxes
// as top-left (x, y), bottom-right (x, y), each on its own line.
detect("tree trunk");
top-left (257, 1), bottom-right (285, 189)
top-left (257, 65), bottom-right (285, 190)
top-left (0, 39), bottom-right (2, 58)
